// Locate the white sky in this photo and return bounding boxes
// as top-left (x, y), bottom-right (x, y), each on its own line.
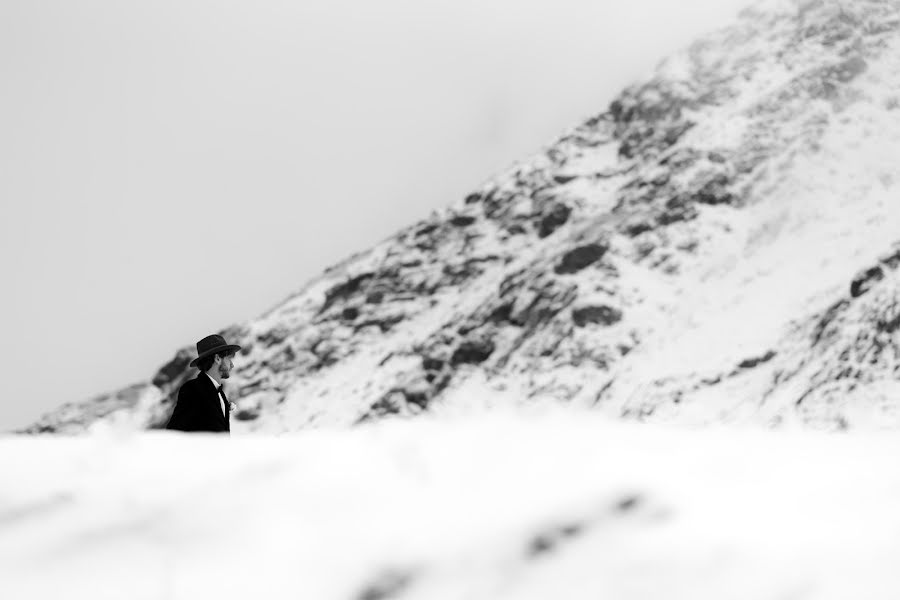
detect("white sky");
top-left (0, 0), bottom-right (751, 430)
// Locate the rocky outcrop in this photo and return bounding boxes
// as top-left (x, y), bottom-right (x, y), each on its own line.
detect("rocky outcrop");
top-left (22, 0), bottom-right (900, 434)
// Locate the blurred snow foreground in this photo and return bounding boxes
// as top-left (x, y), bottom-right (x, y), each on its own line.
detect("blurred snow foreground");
top-left (4, 410), bottom-right (900, 600)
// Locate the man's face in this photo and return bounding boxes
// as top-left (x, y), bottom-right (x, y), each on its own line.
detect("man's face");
top-left (216, 353), bottom-right (235, 379)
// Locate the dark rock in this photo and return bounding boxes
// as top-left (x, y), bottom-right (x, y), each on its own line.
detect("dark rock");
top-left (660, 148), bottom-right (701, 170)
top-left (662, 122), bottom-right (693, 146)
top-left (488, 303), bottom-right (514, 324)
top-left (554, 243), bottom-right (608, 274)
top-left (342, 307), bottom-right (360, 321)
top-left (651, 172), bottom-right (670, 186)
top-left (464, 193), bottom-right (482, 204)
top-left (415, 223), bottom-right (439, 237)
top-left (538, 202), bottom-right (572, 238)
top-left (811, 299), bottom-right (850, 347)
top-left (267, 346), bottom-right (297, 373)
top-left (878, 244), bottom-right (900, 269)
top-left (354, 314), bottom-right (405, 334)
top-left (356, 570), bottom-right (414, 600)
top-left (850, 265), bottom-right (884, 297)
top-left (404, 390), bottom-right (429, 410)
top-left (239, 380), bottom-right (264, 395)
top-left (553, 174), bottom-right (578, 185)
top-left (737, 350), bottom-right (776, 369)
top-left (451, 339), bottom-right (496, 366)
top-left (366, 291), bottom-right (385, 304)
top-left (367, 394), bottom-right (402, 417)
top-left (658, 195), bottom-right (698, 225)
top-left (151, 348), bottom-right (194, 388)
top-left (450, 215), bottom-right (477, 227)
top-left (615, 494), bottom-right (643, 512)
top-left (694, 173), bottom-right (734, 205)
top-left (527, 521), bottom-right (585, 558)
top-left (878, 311), bottom-right (900, 334)
top-left (258, 327), bottom-right (290, 345)
top-left (322, 272), bottom-right (375, 312)
top-left (235, 408), bottom-right (259, 421)
top-left (572, 305), bottom-right (623, 327)
top-left (621, 218), bottom-right (655, 237)
top-left (422, 357), bottom-right (444, 371)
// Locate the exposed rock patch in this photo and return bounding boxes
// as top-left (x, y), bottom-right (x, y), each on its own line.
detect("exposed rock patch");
top-left (572, 305), bottom-right (623, 327)
top-left (554, 243), bottom-right (608, 275)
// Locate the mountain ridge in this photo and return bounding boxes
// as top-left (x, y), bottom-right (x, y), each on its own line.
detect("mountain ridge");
top-left (21, 0), bottom-right (900, 434)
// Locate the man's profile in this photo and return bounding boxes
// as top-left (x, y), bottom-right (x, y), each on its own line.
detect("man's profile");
top-left (166, 334), bottom-right (241, 433)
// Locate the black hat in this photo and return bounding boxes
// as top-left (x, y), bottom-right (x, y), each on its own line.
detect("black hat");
top-left (189, 334), bottom-right (242, 368)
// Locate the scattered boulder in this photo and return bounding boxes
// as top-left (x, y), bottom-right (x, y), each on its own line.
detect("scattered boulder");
top-left (737, 350), bottom-right (777, 369)
top-left (878, 244), bottom-right (900, 269)
top-left (527, 521), bottom-right (586, 558)
top-left (355, 570), bottom-right (414, 600)
top-left (658, 195), bottom-right (698, 225)
top-left (450, 215), bottom-right (477, 227)
top-left (422, 357), bottom-right (444, 371)
top-left (415, 223), bottom-right (439, 237)
top-left (538, 202), bottom-right (572, 238)
top-left (694, 173), bottom-right (734, 205)
top-left (850, 265), bottom-right (884, 298)
top-left (322, 272), bottom-right (375, 312)
top-left (451, 339), bottom-right (496, 366)
top-left (572, 305), bottom-right (623, 327)
top-left (620, 217), bottom-right (655, 237)
top-left (552, 174), bottom-right (578, 185)
top-left (555, 243), bottom-right (608, 274)
top-left (360, 391), bottom-right (405, 420)
top-left (488, 302), bottom-right (514, 324)
top-left (353, 314), bottom-right (405, 334)
top-left (235, 407), bottom-right (259, 421)
top-left (258, 327), bottom-right (290, 346)
top-left (151, 348), bottom-right (194, 388)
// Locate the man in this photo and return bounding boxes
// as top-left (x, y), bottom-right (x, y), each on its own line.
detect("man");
top-left (166, 334), bottom-right (241, 433)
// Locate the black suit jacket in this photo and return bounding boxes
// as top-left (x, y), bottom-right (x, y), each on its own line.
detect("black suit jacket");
top-left (166, 373), bottom-right (230, 433)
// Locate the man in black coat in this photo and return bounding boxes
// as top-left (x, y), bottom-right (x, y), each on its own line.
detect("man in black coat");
top-left (166, 334), bottom-right (241, 434)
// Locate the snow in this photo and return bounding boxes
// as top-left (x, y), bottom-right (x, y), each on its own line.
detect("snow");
top-left (4, 413), bottom-right (900, 599)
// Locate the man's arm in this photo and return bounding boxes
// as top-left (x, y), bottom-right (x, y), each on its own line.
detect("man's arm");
top-left (165, 380), bottom-right (198, 431)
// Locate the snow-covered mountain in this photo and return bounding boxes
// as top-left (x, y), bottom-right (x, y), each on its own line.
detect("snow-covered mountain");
top-left (22, 0), bottom-right (900, 434)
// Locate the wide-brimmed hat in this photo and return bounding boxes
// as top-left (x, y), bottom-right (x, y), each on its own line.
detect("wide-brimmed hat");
top-left (188, 334), bottom-right (242, 368)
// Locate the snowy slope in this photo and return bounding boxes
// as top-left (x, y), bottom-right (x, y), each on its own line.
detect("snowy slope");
top-left (21, 0), bottom-right (900, 434)
top-left (4, 412), bottom-right (900, 599)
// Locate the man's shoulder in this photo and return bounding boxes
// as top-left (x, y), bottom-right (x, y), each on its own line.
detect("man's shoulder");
top-left (178, 374), bottom-right (209, 395)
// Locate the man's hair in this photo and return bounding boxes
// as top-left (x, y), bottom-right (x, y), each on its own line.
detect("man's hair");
top-left (196, 351), bottom-right (232, 373)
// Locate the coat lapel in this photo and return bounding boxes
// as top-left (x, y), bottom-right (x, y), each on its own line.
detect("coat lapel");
top-left (199, 373), bottom-right (229, 431)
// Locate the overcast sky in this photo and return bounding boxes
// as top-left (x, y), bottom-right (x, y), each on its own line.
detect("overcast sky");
top-left (0, 0), bottom-right (751, 430)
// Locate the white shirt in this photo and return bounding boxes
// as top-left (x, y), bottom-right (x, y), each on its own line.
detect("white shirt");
top-left (205, 372), bottom-right (227, 418)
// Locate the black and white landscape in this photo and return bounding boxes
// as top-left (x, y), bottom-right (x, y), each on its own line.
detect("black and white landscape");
top-left (24, 0), bottom-right (900, 435)
top-left (7, 0), bottom-right (900, 597)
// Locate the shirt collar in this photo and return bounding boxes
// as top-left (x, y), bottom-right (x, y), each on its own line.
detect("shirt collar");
top-left (204, 372), bottom-right (221, 391)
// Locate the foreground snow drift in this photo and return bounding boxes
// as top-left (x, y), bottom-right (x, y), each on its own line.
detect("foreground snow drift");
top-left (3, 412), bottom-right (900, 599)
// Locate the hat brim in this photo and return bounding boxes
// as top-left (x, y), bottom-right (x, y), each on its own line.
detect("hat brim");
top-left (189, 344), bottom-right (242, 367)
